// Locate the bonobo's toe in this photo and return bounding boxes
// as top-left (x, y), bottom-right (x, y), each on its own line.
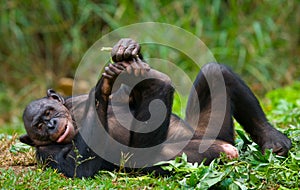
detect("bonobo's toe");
top-left (260, 127), bottom-right (292, 156)
top-left (262, 139), bottom-right (291, 156)
top-left (221, 143), bottom-right (239, 160)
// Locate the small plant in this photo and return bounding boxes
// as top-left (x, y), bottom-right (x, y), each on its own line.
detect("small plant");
top-left (118, 152), bottom-right (133, 173)
top-left (68, 141), bottom-right (95, 178)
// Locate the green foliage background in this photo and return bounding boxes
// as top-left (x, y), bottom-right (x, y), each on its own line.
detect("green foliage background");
top-left (0, 0), bottom-right (299, 125)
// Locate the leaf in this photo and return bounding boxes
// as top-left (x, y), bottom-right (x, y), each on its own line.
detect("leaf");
top-left (182, 152), bottom-right (188, 162)
top-left (201, 171), bottom-right (225, 187)
top-left (10, 142), bottom-right (31, 154)
top-left (290, 152), bottom-right (300, 161)
top-left (187, 172), bottom-right (198, 187)
top-left (232, 181), bottom-right (247, 190)
top-left (220, 178), bottom-right (233, 187)
top-left (228, 183), bottom-right (240, 190)
top-left (236, 129), bottom-right (251, 144)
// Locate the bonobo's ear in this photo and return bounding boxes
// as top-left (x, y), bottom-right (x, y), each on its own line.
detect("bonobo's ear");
top-left (19, 134), bottom-right (36, 146)
top-left (47, 89), bottom-right (65, 104)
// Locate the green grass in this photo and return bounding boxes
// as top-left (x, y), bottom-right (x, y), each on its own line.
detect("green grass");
top-left (0, 84), bottom-right (299, 189)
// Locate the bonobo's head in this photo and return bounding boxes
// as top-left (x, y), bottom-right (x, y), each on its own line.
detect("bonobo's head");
top-left (20, 89), bottom-right (76, 146)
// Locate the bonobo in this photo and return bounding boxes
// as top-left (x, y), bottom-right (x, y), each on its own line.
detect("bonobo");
top-left (20, 38), bottom-right (291, 178)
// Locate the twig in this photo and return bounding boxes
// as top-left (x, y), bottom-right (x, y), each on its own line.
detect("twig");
top-left (101, 47), bottom-right (113, 52)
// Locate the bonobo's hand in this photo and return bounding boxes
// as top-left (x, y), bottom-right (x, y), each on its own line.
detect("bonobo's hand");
top-left (261, 127), bottom-right (291, 156)
top-left (111, 38), bottom-right (142, 62)
top-left (102, 59), bottom-right (150, 79)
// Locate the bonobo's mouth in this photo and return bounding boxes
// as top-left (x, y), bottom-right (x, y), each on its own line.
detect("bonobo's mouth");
top-left (56, 124), bottom-right (71, 143)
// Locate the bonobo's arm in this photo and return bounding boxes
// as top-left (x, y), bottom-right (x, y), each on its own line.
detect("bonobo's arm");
top-left (96, 38), bottom-right (174, 148)
top-left (94, 38), bottom-right (161, 130)
top-left (94, 74), bottom-right (113, 131)
top-left (94, 38), bottom-right (146, 131)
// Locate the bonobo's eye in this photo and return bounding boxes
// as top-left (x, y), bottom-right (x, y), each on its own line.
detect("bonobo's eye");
top-left (44, 110), bottom-right (51, 117)
top-left (43, 109), bottom-right (54, 120)
top-left (37, 123), bottom-right (43, 129)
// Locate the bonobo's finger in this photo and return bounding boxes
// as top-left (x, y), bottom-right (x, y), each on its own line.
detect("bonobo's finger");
top-left (135, 58), bottom-right (146, 76)
top-left (221, 144), bottom-right (239, 160)
top-left (126, 65), bottom-right (132, 74)
top-left (127, 65), bottom-right (132, 74)
top-left (118, 43), bottom-right (132, 61)
top-left (129, 60), bottom-right (136, 69)
top-left (104, 66), bottom-right (115, 76)
top-left (113, 63), bottom-right (126, 71)
top-left (136, 57), bottom-right (150, 76)
top-left (262, 138), bottom-right (291, 156)
top-left (139, 64), bottom-right (146, 76)
top-left (131, 43), bottom-right (141, 57)
top-left (273, 142), bottom-right (289, 156)
top-left (111, 47), bottom-right (118, 62)
top-left (116, 46), bottom-right (125, 62)
top-left (120, 38), bottom-right (133, 47)
top-left (130, 60), bottom-right (141, 77)
top-left (136, 57), bottom-right (150, 69)
top-left (124, 44), bottom-right (137, 60)
top-left (102, 73), bottom-right (113, 79)
top-left (120, 61), bottom-right (132, 74)
top-left (111, 39), bottom-right (123, 62)
top-left (108, 64), bottom-right (123, 75)
top-left (144, 63), bottom-right (151, 71)
top-left (118, 61), bottom-right (130, 69)
top-left (115, 38), bottom-right (133, 62)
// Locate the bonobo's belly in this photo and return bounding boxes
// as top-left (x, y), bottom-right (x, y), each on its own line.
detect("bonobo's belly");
top-left (107, 103), bottom-right (192, 146)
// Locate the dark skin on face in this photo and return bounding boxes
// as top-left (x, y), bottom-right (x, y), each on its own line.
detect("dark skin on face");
top-left (20, 38), bottom-right (291, 178)
top-left (20, 89), bottom-right (76, 146)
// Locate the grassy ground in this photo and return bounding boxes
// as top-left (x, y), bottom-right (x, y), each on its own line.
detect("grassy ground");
top-left (0, 83), bottom-right (299, 189)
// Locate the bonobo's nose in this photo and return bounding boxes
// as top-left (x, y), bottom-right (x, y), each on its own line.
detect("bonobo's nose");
top-left (47, 118), bottom-right (58, 130)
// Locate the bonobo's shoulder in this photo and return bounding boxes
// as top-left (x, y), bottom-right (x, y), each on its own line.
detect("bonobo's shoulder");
top-left (64, 94), bottom-right (90, 110)
top-left (64, 89), bottom-right (97, 120)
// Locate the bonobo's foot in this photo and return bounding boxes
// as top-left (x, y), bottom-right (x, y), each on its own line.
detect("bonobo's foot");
top-left (111, 38), bottom-right (142, 62)
top-left (99, 39), bottom-right (150, 96)
top-left (221, 143), bottom-right (239, 160)
top-left (111, 38), bottom-right (150, 77)
top-left (259, 126), bottom-right (291, 156)
top-left (103, 38), bottom-right (150, 79)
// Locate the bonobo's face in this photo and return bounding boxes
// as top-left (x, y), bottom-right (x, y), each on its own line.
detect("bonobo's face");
top-left (20, 89), bottom-right (76, 146)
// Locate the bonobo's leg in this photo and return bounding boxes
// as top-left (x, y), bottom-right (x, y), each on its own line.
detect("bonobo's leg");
top-left (127, 59), bottom-right (175, 148)
top-left (219, 64), bottom-right (291, 155)
top-left (183, 63), bottom-right (237, 161)
top-left (181, 139), bottom-right (239, 164)
top-left (105, 38), bottom-right (175, 148)
top-left (96, 39), bottom-right (174, 147)
top-left (185, 63), bottom-right (291, 156)
top-left (104, 59), bottom-right (175, 148)
top-left (185, 63), bottom-right (235, 144)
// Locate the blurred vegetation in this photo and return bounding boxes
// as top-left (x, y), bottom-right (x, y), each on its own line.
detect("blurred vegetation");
top-left (0, 0), bottom-right (299, 125)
